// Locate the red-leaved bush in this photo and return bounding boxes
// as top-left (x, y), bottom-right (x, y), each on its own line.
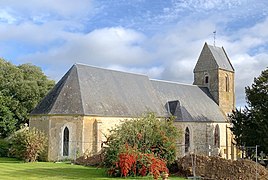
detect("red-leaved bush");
top-left (146, 154), bottom-right (169, 179)
top-left (108, 145), bottom-right (168, 179)
top-left (118, 153), bottom-right (137, 177)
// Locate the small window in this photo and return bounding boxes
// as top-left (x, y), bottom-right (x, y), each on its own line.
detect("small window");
top-left (205, 74), bottom-right (209, 84)
top-left (63, 127), bottom-right (69, 156)
top-left (205, 76), bottom-right (209, 84)
top-left (214, 125), bottom-right (220, 148)
top-left (225, 75), bottom-right (229, 92)
top-left (185, 127), bottom-right (190, 153)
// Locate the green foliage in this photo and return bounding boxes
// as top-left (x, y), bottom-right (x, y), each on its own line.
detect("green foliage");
top-left (0, 58), bottom-right (55, 138)
top-left (0, 139), bottom-right (10, 157)
top-left (9, 127), bottom-right (48, 162)
top-left (0, 94), bottom-right (17, 137)
top-left (230, 68), bottom-right (268, 153)
top-left (103, 112), bottom-right (180, 177)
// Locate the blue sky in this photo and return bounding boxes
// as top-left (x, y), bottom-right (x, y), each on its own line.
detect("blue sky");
top-left (1, 0), bottom-right (268, 107)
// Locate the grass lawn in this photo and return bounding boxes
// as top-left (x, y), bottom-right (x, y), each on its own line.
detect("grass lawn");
top-left (0, 157), bottom-right (185, 180)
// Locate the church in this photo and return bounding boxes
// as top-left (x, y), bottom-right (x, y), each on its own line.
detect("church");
top-left (30, 42), bottom-right (237, 161)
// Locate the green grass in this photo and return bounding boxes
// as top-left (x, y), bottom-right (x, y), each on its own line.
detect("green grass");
top-left (0, 157), bottom-right (185, 180)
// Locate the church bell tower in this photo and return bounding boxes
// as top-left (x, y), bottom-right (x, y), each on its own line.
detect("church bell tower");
top-left (193, 43), bottom-right (235, 117)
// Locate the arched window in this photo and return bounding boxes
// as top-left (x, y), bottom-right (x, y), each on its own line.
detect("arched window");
top-left (63, 127), bottom-right (69, 156)
top-left (214, 125), bottom-right (220, 148)
top-left (225, 74), bottom-right (229, 92)
top-left (185, 127), bottom-right (190, 153)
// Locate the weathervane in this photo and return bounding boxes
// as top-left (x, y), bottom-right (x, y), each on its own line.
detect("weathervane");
top-left (213, 30), bottom-right (216, 47)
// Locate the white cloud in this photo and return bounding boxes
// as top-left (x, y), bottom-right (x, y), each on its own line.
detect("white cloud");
top-left (0, 21), bottom-right (73, 44)
top-left (232, 51), bottom-right (268, 106)
top-left (221, 18), bottom-right (268, 55)
top-left (17, 27), bottom-right (153, 79)
top-left (0, 9), bottom-right (17, 24)
top-left (172, 0), bottom-right (242, 11)
top-left (245, 17), bottom-right (268, 38)
top-left (28, 27), bottom-right (149, 63)
top-left (106, 64), bottom-right (164, 79)
top-left (0, 1), bottom-right (92, 46)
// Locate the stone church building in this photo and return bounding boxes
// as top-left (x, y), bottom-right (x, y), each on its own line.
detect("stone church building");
top-left (30, 42), bottom-right (237, 161)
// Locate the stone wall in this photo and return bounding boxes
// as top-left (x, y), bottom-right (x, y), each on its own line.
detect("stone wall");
top-left (193, 69), bottom-right (219, 102)
top-left (82, 116), bottom-right (128, 156)
top-left (30, 115), bottom-right (83, 161)
top-left (193, 69), bottom-right (235, 117)
top-left (174, 122), bottom-right (236, 160)
top-left (30, 115), bottom-right (237, 161)
top-left (30, 115), bottom-right (128, 161)
top-left (218, 69), bottom-right (235, 116)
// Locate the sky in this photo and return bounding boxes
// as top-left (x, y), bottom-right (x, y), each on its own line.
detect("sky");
top-left (0, 0), bottom-right (268, 108)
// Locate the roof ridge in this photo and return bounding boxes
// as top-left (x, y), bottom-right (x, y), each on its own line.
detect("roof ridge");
top-left (222, 47), bottom-right (235, 71)
top-left (207, 44), bottom-right (221, 49)
top-left (48, 65), bottom-right (78, 114)
top-left (74, 63), bottom-right (148, 77)
top-left (73, 65), bottom-right (86, 115)
top-left (150, 78), bottom-right (198, 87)
top-left (207, 44), bottom-right (220, 69)
top-left (30, 65), bottom-right (75, 115)
top-left (206, 43), bottom-right (234, 72)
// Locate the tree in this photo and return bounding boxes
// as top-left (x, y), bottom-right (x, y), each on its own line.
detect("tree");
top-left (0, 94), bottom-right (17, 137)
top-left (0, 59), bottom-right (55, 138)
top-left (230, 68), bottom-right (268, 153)
top-left (103, 113), bottom-right (181, 177)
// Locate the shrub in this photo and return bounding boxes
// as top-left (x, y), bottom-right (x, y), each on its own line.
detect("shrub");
top-left (103, 112), bottom-right (180, 177)
top-left (9, 127), bottom-right (47, 162)
top-left (146, 154), bottom-right (169, 179)
top-left (0, 138), bottom-right (10, 157)
top-left (108, 145), bottom-right (169, 179)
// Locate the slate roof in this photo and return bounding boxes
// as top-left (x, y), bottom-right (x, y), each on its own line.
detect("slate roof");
top-left (150, 80), bottom-right (226, 122)
top-left (194, 43), bottom-right (234, 72)
top-left (207, 44), bottom-right (234, 72)
top-left (31, 64), bottom-right (167, 117)
top-left (31, 63), bottom-right (227, 122)
top-left (31, 65), bottom-right (84, 115)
